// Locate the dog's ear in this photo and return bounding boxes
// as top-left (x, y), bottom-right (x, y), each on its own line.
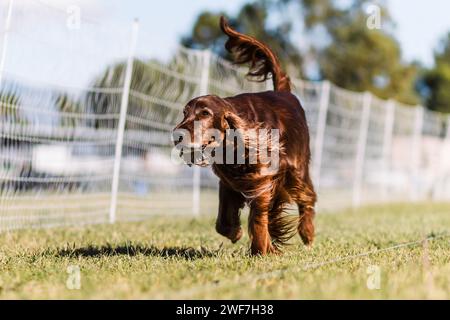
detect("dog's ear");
top-left (222, 111), bottom-right (245, 130)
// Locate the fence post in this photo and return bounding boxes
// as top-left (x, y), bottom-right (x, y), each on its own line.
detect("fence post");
top-left (381, 99), bottom-right (395, 201)
top-left (109, 19), bottom-right (139, 224)
top-left (442, 116), bottom-right (450, 199)
top-left (446, 115), bottom-right (450, 144)
top-left (0, 0), bottom-right (14, 88)
top-left (445, 116), bottom-right (450, 197)
top-left (410, 106), bottom-right (424, 201)
top-left (352, 92), bottom-right (372, 207)
top-left (433, 115), bottom-right (450, 200)
top-left (192, 49), bottom-right (210, 216)
top-left (265, 78), bottom-right (272, 91)
top-left (312, 80), bottom-right (330, 192)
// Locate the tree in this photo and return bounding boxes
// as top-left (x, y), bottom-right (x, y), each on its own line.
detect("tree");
top-left (0, 90), bottom-right (25, 124)
top-left (422, 32), bottom-right (450, 113)
top-left (285, 0), bottom-right (420, 104)
top-left (86, 57), bottom-right (196, 130)
top-left (55, 93), bottom-right (84, 127)
top-left (181, 1), bottom-right (304, 77)
top-left (85, 56), bottom-right (200, 158)
top-left (181, 11), bottom-right (227, 55)
top-left (0, 90), bottom-right (28, 147)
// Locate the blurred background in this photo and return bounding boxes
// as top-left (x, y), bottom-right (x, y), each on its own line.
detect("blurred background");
top-left (0, 0), bottom-right (449, 231)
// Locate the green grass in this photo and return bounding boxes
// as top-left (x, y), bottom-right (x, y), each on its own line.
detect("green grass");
top-left (0, 202), bottom-right (449, 299)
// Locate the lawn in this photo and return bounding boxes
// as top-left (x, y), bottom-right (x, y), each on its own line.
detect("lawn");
top-left (0, 202), bottom-right (449, 299)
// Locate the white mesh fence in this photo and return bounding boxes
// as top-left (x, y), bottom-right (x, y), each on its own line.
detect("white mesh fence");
top-left (0, 0), bottom-right (449, 231)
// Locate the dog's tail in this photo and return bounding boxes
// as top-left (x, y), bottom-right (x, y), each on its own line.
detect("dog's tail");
top-left (220, 16), bottom-right (291, 92)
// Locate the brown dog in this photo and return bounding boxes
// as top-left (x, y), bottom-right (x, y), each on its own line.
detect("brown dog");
top-left (173, 17), bottom-right (316, 255)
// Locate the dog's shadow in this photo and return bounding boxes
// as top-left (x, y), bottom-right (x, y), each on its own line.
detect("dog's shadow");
top-left (56, 243), bottom-right (218, 260)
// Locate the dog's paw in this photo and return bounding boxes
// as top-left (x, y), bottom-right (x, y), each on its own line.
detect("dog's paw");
top-left (300, 235), bottom-right (314, 247)
top-left (216, 224), bottom-right (243, 243)
top-left (230, 227), bottom-right (243, 243)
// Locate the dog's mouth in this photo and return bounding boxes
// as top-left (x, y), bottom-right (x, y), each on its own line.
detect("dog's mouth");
top-left (201, 136), bottom-right (217, 150)
top-left (179, 137), bottom-right (217, 167)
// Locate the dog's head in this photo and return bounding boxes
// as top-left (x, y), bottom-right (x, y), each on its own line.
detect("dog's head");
top-left (172, 95), bottom-right (245, 166)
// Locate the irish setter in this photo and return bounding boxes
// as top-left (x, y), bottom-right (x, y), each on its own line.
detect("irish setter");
top-left (173, 17), bottom-right (316, 255)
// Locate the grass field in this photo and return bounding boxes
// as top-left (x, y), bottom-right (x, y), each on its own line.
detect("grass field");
top-left (0, 202), bottom-right (449, 299)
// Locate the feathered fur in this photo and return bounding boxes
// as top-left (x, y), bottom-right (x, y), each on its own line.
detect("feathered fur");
top-left (220, 16), bottom-right (291, 92)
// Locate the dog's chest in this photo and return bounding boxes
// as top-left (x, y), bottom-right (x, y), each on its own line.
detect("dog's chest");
top-left (211, 164), bottom-right (272, 194)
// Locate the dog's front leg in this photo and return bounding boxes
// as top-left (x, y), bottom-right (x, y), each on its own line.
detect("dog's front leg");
top-left (216, 181), bottom-right (245, 243)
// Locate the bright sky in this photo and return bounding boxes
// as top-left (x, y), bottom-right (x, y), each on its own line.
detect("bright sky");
top-left (388, 0), bottom-right (450, 65)
top-left (2, 0), bottom-right (450, 87)
top-left (104, 0), bottom-right (450, 66)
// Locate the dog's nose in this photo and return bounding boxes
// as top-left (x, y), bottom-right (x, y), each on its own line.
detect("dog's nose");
top-left (172, 129), bottom-right (186, 146)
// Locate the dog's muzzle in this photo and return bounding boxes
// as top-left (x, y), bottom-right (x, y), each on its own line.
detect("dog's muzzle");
top-left (177, 138), bottom-right (217, 167)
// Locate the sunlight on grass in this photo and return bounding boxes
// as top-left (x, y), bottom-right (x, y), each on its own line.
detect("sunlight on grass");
top-left (0, 202), bottom-right (449, 299)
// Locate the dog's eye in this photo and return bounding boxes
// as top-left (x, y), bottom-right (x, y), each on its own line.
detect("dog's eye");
top-left (202, 110), bottom-right (210, 116)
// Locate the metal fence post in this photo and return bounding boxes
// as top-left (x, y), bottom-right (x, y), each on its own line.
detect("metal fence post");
top-left (432, 115), bottom-right (450, 201)
top-left (312, 80), bottom-right (330, 192)
top-left (0, 0), bottom-right (14, 88)
top-left (441, 116), bottom-right (450, 199)
top-left (410, 106), bottom-right (424, 201)
top-left (109, 19), bottom-right (139, 224)
top-left (192, 49), bottom-right (210, 216)
top-left (381, 100), bottom-right (395, 201)
top-left (446, 115), bottom-right (450, 144)
top-left (352, 92), bottom-right (372, 207)
top-left (265, 78), bottom-right (272, 91)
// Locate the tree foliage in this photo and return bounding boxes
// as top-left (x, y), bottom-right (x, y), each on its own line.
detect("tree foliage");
top-left (182, 0), bottom-right (422, 105)
top-left (0, 90), bottom-right (27, 146)
top-left (296, 0), bottom-right (420, 105)
top-left (86, 57), bottom-right (196, 130)
top-left (181, 1), bottom-right (303, 77)
top-left (422, 32), bottom-right (450, 113)
top-left (0, 90), bottom-right (26, 124)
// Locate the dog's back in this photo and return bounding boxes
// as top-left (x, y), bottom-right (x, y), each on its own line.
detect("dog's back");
top-left (225, 90), bottom-right (310, 169)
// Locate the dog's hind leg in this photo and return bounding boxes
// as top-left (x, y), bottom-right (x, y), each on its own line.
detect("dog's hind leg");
top-left (287, 171), bottom-right (317, 246)
top-left (266, 189), bottom-right (297, 251)
top-left (216, 181), bottom-right (245, 243)
top-left (297, 202), bottom-right (315, 246)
